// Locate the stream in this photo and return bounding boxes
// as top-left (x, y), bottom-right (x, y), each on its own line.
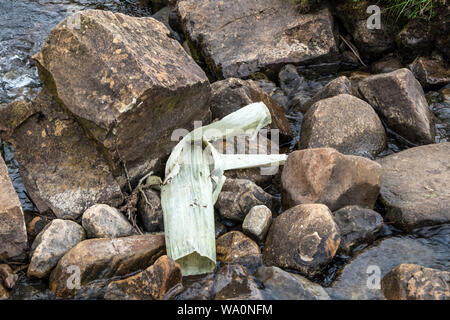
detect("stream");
top-left (1, 0), bottom-right (449, 300)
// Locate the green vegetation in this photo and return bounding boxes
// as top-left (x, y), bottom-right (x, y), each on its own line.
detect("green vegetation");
top-left (378, 0), bottom-right (438, 20)
top-left (292, 0), bottom-right (441, 20)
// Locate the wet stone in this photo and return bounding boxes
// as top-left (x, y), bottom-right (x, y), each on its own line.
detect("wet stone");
top-left (333, 206), bottom-right (384, 255)
top-left (216, 179), bottom-right (272, 222)
top-left (263, 204), bottom-right (340, 277)
top-left (242, 205), bottom-right (272, 242)
top-left (381, 264), bottom-right (450, 300)
top-left (82, 204), bottom-right (136, 239)
top-left (28, 219), bottom-right (86, 279)
top-left (281, 148), bottom-right (381, 212)
top-left (177, 0), bottom-right (338, 78)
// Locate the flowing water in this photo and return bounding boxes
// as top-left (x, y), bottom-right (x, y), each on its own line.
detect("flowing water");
top-left (1, 0), bottom-right (449, 300)
top-left (327, 224), bottom-right (450, 300)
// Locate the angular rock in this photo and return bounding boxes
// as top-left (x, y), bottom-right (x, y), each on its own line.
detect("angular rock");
top-left (381, 264), bottom-right (450, 300)
top-left (28, 219), bottom-right (86, 279)
top-left (137, 189), bottom-right (164, 232)
top-left (333, 206), bottom-right (384, 255)
top-left (82, 204), bottom-right (135, 239)
top-left (177, 0), bottom-right (338, 78)
top-left (300, 76), bottom-right (354, 113)
top-left (377, 143), bottom-right (450, 231)
top-left (255, 266), bottom-right (330, 300)
top-left (263, 204), bottom-right (340, 277)
top-left (0, 154), bottom-right (27, 261)
top-left (335, 1), bottom-right (395, 60)
top-left (209, 78), bottom-right (292, 137)
top-left (0, 101), bottom-right (34, 138)
top-left (216, 231), bottom-right (261, 271)
top-left (0, 264), bottom-right (18, 289)
top-left (49, 234), bottom-right (165, 297)
top-left (242, 205), bottom-right (272, 242)
top-left (105, 255), bottom-right (182, 300)
top-left (176, 272), bottom-right (216, 300)
top-left (0, 90), bottom-right (123, 220)
top-left (281, 148), bottom-right (382, 212)
top-left (213, 264), bottom-right (263, 300)
top-left (359, 68), bottom-right (435, 145)
top-left (299, 94), bottom-right (386, 158)
top-left (215, 179), bottom-right (272, 222)
top-left (33, 10), bottom-right (211, 182)
top-left (409, 56), bottom-right (450, 88)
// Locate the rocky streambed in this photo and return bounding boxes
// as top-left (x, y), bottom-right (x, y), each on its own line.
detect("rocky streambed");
top-left (0, 0), bottom-right (449, 300)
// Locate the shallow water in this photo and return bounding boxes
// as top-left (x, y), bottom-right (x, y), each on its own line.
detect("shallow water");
top-left (327, 224), bottom-right (450, 300)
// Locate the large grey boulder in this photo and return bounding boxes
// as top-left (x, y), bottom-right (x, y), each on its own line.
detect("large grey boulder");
top-left (377, 143), bottom-right (450, 231)
top-left (359, 68), bottom-right (435, 145)
top-left (299, 94), bottom-right (386, 158)
top-left (33, 10), bottom-right (211, 183)
top-left (177, 0), bottom-right (338, 78)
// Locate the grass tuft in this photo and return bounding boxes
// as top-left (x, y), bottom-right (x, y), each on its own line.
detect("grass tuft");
top-left (292, 0), bottom-right (442, 20)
